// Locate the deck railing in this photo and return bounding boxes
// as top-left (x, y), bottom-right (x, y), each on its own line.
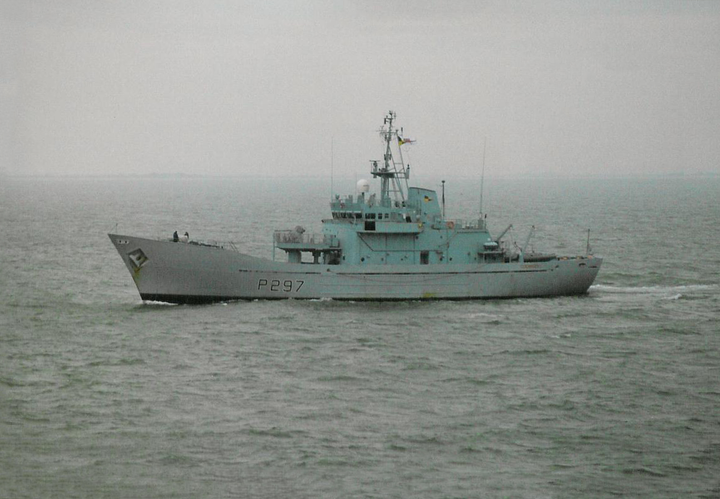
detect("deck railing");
top-left (446, 219), bottom-right (486, 230)
top-left (273, 231), bottom-right (328, 245)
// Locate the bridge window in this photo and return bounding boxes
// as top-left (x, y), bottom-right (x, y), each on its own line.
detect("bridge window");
top-left (420, 251), bottom-right (429, 264)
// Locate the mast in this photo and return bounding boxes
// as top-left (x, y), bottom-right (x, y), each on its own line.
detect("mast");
top-left (371, 110), bottom-right (410, 205)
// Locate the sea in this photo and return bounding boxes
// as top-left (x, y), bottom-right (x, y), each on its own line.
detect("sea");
top-left (1, 174), bottom-right (718, 498)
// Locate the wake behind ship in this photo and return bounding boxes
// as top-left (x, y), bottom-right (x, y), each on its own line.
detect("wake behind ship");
top-left (110, 111), bottom-right (601, 304)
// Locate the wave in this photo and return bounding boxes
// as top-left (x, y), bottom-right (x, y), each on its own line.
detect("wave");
top-left (466, 312), bottom-right (503, 320)
top-left (591, 284), bottom-right (717, 294)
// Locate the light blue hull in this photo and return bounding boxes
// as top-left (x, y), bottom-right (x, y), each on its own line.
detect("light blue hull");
top-left (109, 234), bottom-right (602, 304)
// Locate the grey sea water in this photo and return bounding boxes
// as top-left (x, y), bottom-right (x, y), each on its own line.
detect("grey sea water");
top-left (1, 175), bottom-right (719, 498)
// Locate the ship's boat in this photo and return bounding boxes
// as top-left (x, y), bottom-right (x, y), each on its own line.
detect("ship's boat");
top-left (110, 111), bottom-right (601, 303)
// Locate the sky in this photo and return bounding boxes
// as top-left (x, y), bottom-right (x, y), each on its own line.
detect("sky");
top-left (2, 0), bottom-right (720, 178)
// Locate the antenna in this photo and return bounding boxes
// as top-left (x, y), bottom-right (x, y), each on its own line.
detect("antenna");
top-left (586, 229), bottom-right (592, 255)
top-left (479, 136), bottom-right (487, 216)
top-left (441, 180), bottom-right (446, 219)
top-left (330, 136), bottom-right (334, 201)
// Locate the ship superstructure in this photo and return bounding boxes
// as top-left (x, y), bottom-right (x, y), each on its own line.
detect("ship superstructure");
top-left (276, 111), bottom-right (548, 268)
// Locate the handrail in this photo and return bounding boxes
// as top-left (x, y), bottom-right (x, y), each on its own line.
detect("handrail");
top-left (443, 219), bottom-right (486, 230)
top-left (157, 235), bottom-right (240, 252)
top-left (273, 231), bottom-right (329, 245)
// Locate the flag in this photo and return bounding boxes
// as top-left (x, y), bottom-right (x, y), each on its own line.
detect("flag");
top-left (398, 137), bottom-right (416, 146)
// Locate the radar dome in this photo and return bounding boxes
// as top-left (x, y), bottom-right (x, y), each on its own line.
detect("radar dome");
top-left (356, 179), bottom-right (370, 193)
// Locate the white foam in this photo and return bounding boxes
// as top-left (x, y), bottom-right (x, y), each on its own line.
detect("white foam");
top-left (141, 300), bottom-right (178, 306)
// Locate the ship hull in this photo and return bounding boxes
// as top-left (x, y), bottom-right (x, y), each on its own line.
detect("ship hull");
top-left (109, 234), bottom-right (602, 304)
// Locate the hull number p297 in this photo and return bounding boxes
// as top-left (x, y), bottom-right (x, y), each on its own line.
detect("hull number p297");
top-left (257, 279), bottom-right (305, 292)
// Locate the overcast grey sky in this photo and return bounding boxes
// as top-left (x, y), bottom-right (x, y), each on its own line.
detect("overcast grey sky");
top-left (2, 1), bottom-right (719, 178)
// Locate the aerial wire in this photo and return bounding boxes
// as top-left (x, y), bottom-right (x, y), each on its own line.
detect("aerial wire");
top-left (480, 136), bottom-right (487, 217)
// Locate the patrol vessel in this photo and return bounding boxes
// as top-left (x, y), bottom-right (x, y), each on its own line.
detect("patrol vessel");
top-left (109, 111), bottom-right (601, 303)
